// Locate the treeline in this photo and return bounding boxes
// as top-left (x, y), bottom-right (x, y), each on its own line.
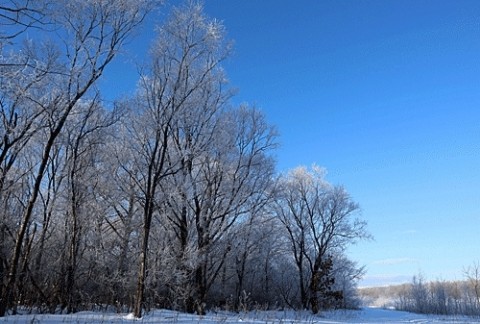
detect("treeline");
top-left (0, 0), bottom-right (369, 318)
top-left (360, 266), bottom-right (480, 317)
top-left (395, 274), bottom-right (480, 316)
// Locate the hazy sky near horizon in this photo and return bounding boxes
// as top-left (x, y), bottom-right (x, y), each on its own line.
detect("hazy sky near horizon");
top-left (104, 0), bottom-right (480, 287)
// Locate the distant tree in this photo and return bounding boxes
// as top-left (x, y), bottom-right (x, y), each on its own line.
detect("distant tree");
top-left (464, 261), bottom-right (480, 307)
top-left (394, 274), bottom-right (480, 316)
top-left (407, 274), bottom-right (429, 314)
top-left (430, 280), bottom-right (448, 315)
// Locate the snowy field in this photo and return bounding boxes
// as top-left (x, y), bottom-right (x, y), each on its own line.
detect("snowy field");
top-left (0, 307), bottom-right (477, 323)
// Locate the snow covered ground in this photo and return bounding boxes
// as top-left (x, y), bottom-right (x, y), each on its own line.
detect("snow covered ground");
top-left (0, 307), bottom-right (477, 323)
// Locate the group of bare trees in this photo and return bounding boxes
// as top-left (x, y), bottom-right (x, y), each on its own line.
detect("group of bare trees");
top-left (275, 166), bottom-right (370, 313)
top-left (0, 0), bottom-right (369, 318)
top-left (394, 266), bottom-right (480, 316)
top-left (361, 264), bottom-right (480, 317)
top-left (0, 0), bottom-right (154, 316)
top-left (397, 276), bottom-right (480, 316)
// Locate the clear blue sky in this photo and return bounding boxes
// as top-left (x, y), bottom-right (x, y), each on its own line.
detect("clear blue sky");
top-left (103, 0), bottom-right (480, 287)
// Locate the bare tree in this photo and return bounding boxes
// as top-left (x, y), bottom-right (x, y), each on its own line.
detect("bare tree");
top-left (276, 165), bottom-right (370, 313)
top-left (228, 208), bottom-right (284, 310)
top-left (1, 0), bottom-right (377, 316)
top-left (0, 0), bottom-right (52, 41)
top-left (184, 106), bottom-right (276, 314)
top-left (54, 99), bottom-right (118, 313)
top-left (98, 127), bottom-right (143, 309)
top-left (0, 0), bottom-right (152, 316)
top-left (331, 254), bottom-right (365, 309)
top-left (464, 261), bottom-right (480, 307)
top-left (117, 92), bottom-right (179, 318)
top-left (120, 1), bottom-right (238, 316)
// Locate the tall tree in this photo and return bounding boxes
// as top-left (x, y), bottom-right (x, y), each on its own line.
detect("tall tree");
top-left (123, 1), bottom-right (233, 316)
top-left (276, 165), bottom-right (370, 313)
top-left (178, 105), bottom-right (277, 314)
top-left (58, 99), bottom-right (118, 313)
top-left (0, 0), bottom-right (153, 316)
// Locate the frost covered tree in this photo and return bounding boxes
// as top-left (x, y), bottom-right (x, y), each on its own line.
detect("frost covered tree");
top-left (393, 272), bottom-right (480, 316)
top-left (275, 165), bottom-right (370, 313)
top-left (120, 1), bottom-right (278, 316)
top-left (118, 1), bottom-right (234, 317)
top-left (95, 121), bottom-right (143, 309)
top-left (0, 0), bottom-right (374, 316)
top-left (148, 1), bottom-right (232, 313)
top-left (57, 100), bottom-right (119, 313)
top-left (0, 0), bottom-right (51, 41)
top-left (464, 261), bottom-right (480, 308)
top-left (181, 106), bottom-right (276, 314)
top-left (331, 254), bottom-right (365, 309)
top-left (225, 208), bottom-right (287, 310)
top-left (0, 0), bottom-right (154, 316)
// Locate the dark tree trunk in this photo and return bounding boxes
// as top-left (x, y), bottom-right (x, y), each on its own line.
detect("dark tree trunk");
top-left (309, 271), bottom-right (320, 314)
top-left (133, 202), bottom-right (153, 318)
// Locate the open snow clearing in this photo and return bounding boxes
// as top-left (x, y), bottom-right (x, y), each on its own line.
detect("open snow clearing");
top-left (0, 307), bottom-right (477, 323)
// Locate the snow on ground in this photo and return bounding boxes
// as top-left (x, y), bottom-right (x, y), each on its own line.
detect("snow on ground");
top-left (0, 307), bottom-right (477, 323)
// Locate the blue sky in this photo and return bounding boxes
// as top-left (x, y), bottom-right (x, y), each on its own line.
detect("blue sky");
top-left (104, 1), bottom-right (480, 287)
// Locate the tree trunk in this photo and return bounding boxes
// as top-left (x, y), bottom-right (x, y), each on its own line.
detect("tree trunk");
top-left (235, 252), bottom-right (247, 311)
top-left (133, 201), bottom-right (153, 318)
top-left (194, 265), bottom-right (207, 315)
top-left (65, 217), bottom-right (80, 314)
top-left (133, 238), bottom-right (148, 318)
top-left (309, 255), bottom-right (323, 314)
top-left (296, 255), bottom-right (308, 310)
top-left (0, 137), bottom-right (53, 316)
top-left (309, 271), bottom-right (320, 314)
